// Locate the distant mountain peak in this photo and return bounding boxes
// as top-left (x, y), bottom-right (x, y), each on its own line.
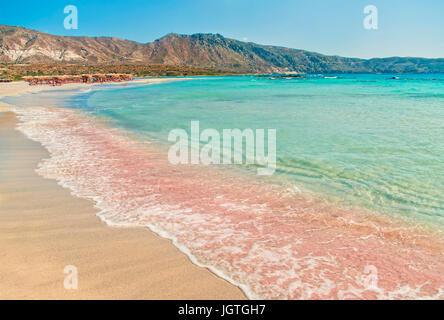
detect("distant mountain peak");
top-left (157, 33), bottom-right (226, 41)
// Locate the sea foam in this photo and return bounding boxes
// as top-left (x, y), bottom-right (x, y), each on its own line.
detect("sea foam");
top-left (13, 106), bottom-right (444, 299)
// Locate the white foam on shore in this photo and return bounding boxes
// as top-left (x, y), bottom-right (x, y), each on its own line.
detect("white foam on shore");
top-left (12, 105), bottom-right (444, 300)
top-left (12, 105), bottom-right (259, 299)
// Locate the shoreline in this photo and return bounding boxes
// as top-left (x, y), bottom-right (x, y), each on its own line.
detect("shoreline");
top-left (0, 78), bottom-right (191, 99)
top-left (0, 82), bottom-right (246, 300)
top-left (3, 78), bottom-right (444, 299)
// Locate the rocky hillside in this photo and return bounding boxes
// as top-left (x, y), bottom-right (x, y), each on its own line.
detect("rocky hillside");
top-left (1, 25), bottom-right (443, 73)
top-left (0, 25), bottom-right (149, 64)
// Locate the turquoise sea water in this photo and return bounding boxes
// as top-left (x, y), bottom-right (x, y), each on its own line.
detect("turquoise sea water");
top-left (5, 74), bottom-right (444, 226)
top-left (4, 74), bottom-right (444, 299)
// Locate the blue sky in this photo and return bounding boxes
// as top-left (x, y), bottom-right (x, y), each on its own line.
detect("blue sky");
top-left (1, 0), bottom-right (443, 59)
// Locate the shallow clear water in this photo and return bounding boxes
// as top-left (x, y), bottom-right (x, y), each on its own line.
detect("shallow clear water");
top-left (52, 74), bottom-right (444, 226)
top-left (4, 74), bottom-right (444, 299)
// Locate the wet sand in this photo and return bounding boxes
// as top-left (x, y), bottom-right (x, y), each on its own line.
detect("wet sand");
top-left (0, 94), bottom-right (245, 299)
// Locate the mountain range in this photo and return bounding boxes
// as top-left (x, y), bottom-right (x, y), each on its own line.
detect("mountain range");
top-left (1, 24), bottom-right (443, 73)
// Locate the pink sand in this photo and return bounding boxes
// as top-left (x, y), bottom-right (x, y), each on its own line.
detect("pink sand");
top-left (14, 106), bottom-right (444, 299)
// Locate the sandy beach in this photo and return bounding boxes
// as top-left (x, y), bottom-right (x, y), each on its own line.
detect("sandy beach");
top-left (0, 78), bottom-right (188, 99)
top-left (3, 77), bottom-right (444, 300)
top-left (0, 82), bottom-right (245, 300)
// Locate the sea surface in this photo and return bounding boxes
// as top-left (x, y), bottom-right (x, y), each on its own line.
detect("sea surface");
top-left (3, 74), bottom-right (444, 299)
